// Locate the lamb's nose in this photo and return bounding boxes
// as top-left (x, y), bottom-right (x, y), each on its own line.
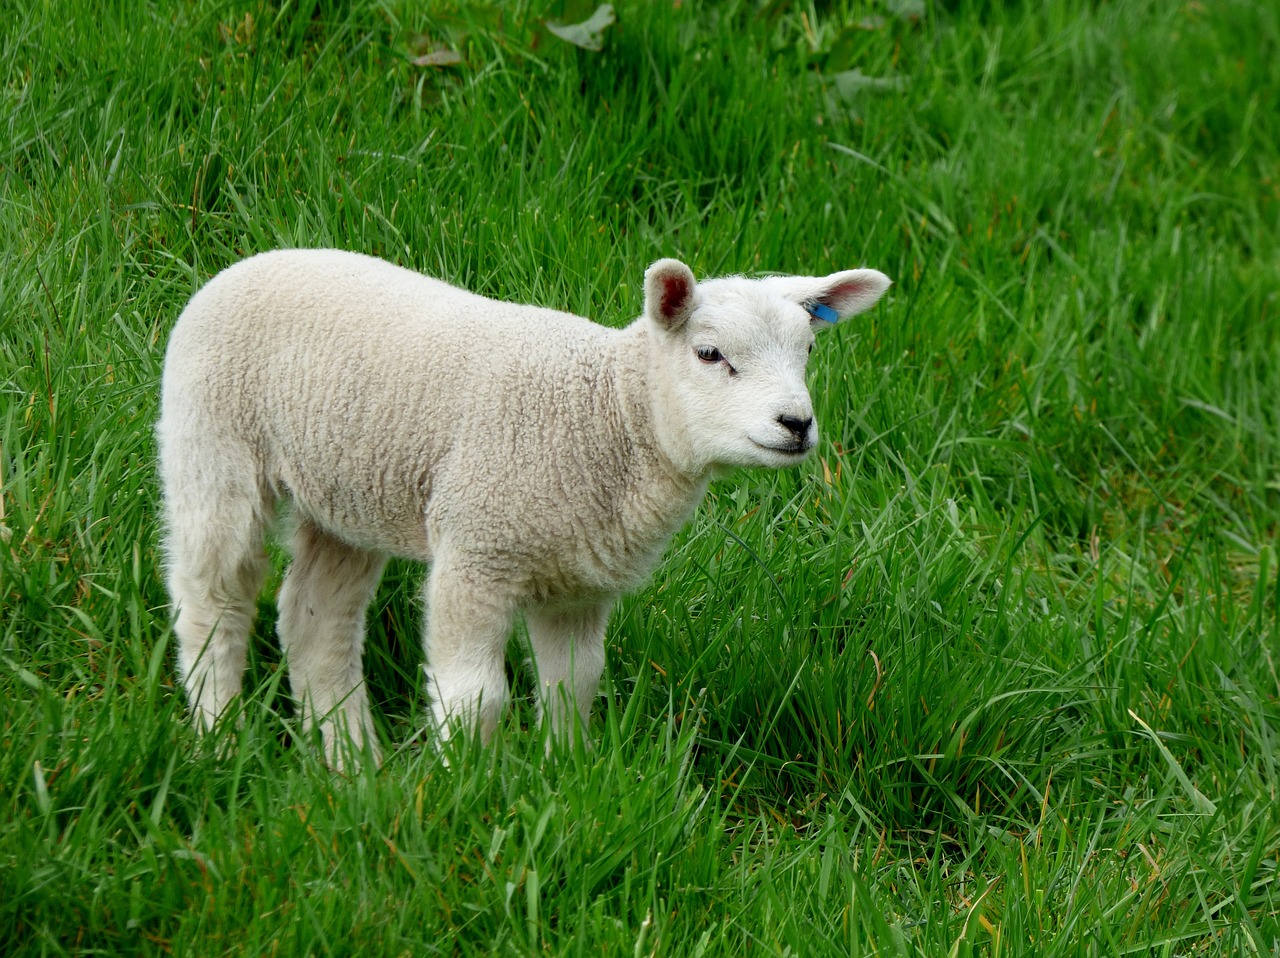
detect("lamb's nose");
top-left (777, 415), bottom-right (813, 441)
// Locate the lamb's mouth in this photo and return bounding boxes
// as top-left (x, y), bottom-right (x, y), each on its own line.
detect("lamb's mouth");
top-left (751, 439), bottom-right (812, 457)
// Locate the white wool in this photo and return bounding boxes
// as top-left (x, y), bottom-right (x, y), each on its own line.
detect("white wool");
top-left (158, 249), bottom-right (890, 766)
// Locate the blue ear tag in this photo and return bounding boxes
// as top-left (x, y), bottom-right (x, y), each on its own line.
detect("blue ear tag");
top-left (805, 301), bottom-right (839, 324)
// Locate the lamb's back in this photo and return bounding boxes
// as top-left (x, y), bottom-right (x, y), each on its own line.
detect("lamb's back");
top-left (165, 249), bottom-right (623, 559)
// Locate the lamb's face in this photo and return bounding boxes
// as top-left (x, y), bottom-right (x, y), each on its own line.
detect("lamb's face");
top-left (666, 283), bottom-right (820, 470)
top-left (643, 259), bottom-right (891, 475)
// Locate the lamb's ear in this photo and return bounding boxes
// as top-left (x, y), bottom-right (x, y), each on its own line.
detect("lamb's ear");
top-left (644, 258), bottom-right (698, 332)
top-left (774, 269), bottom-right (892, 329)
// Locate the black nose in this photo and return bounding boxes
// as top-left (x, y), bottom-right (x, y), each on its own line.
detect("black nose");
top-left (777, 415), bottom-right (813, 441)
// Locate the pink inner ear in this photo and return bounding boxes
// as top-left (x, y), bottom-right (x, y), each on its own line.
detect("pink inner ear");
top-left (824, 278), bottom-right (874, 308)
top-left (661, 274), bottom-right (691, 319)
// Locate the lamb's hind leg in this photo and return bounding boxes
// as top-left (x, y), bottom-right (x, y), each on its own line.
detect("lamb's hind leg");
top-left (277, 518), bottom-right (387, 769)
top-left (162, 455), bottom-right (270, 732)
top-left (524, 602), bottom-right (610, 744)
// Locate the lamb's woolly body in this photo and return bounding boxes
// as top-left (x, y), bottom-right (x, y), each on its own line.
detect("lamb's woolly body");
top-left (166, 251), bottom-right (699, 594)
top-left (159, 249), bottom-right (890, 765)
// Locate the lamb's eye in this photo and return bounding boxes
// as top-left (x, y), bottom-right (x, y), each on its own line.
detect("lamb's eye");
top-left (695, 346), bottom-right (723, 364)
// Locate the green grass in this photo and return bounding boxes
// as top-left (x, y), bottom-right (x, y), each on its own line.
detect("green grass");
top-left (3, 0), bottom-right (1278, 953)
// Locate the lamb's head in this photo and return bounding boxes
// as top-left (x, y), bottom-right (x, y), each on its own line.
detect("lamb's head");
top-left (642, 258), bottom-right (891, 475)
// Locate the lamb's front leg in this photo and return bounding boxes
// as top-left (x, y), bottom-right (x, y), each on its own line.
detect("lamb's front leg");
top-left (524, 602), bottom-right (611, 744)
top-left (424, 551), bottom-right (517, 744)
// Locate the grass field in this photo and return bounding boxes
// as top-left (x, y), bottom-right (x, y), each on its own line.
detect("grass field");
top-left (3, 0), bottom-right (1279, 953)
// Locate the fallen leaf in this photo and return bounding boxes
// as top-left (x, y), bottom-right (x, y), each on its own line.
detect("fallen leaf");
top-left (411, 48), bottom-right (463, 67)
top-left (886, 0), bottom-right (926, 21)
top-left (830, 68), bottom-right (908, 101)
top-left (545, 4), bottom-right (616, 52)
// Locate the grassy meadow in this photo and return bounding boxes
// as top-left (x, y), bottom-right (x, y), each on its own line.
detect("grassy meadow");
top-left (3, 0), bottom-right (1279, 953)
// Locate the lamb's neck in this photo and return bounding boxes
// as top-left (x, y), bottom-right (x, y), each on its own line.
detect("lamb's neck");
top-left (605, 322), bottom-right (709, 513)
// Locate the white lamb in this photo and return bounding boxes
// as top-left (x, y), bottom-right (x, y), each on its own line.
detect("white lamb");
top-left (158, 249), bottom-right (890, 766)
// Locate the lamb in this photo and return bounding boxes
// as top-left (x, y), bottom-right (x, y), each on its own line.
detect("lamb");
top-left (158, 249), bottom-right (890, 766)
